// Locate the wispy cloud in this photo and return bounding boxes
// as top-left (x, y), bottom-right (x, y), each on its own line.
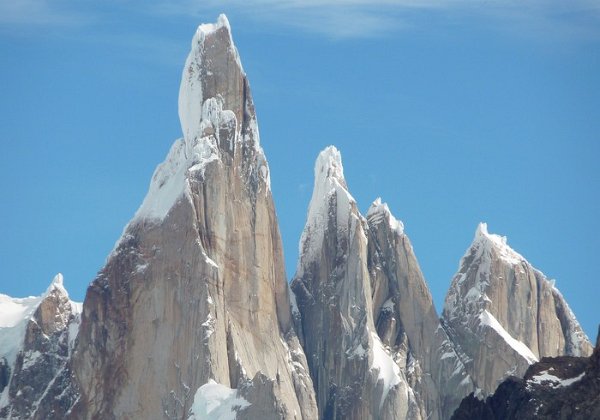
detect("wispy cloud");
top-left (2, 0), bottom-right (599, 40)
top-left (144, 0), bottom-right (600, 39)
top-left (148, 0), bottom-right (453, 38)
top-left (0, 0), bottom-right (88, 27)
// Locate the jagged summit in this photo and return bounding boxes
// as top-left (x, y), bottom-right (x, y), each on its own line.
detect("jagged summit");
top-left (366, 198), bottom-right (404, 235)
top-left (314, 145), bottom-right (347, 188)
top-left (470, 222), bottom-right (525, 265)
top-left (0, 275), bottom-right (82, 418)
top-left (297, 146), bottom-right (357, 276)
top-left (130, 14), bottom-right (269, 224)
top-left (61, 16), bottom-right (317, 419)
top-left (1, 14), bottom-right (595, 420)
top-left (179, 13), bottom-right (246, 143)
top-left (442, 222), bottom-right (593, 397)
top-left (44, 273), bottom-right (68, 297)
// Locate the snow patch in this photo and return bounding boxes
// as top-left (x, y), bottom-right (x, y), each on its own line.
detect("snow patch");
top-left (297, 146), bottom-right (356, 276)
top-left (68, 301), bottom-right (83, 354)
top-left (21, 350), bottom-right (42, 370)
top-left (348, 343), bottom-right (367, 359)
top-left (0, 292), bottom-right (43, 368)
top-left (367, 198), bottom-right (404, 235)
top-left (529, 370), bottom-right (585, 388)
top-left (370, 332), bottom-right (402, 411)
top-left (479, 310), bottom-right (538, 364)
top-left (202, 252), bottom-right (219, 269)
top-left (202, 313), bottom-right (215, 339)
top-left (381, 298), bottom-right (395, 312)
top-left (133, 138), bottom-right (190, 222)
top-left (188, 379), bottom-right (250, 420)
top-left (474, 223), bottom-right (524, 265)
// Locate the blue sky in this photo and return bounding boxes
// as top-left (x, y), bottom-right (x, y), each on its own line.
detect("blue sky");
top-left (1, 1), bottom-right (599, 340)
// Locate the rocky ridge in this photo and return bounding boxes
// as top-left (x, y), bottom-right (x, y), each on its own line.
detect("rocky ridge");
top-left (32, 14), bottom-right (316, 420)
top-left (442, 223), bottom-right (593, 397)
top-left (0, 14), bottom-right (594, 420)
top-left (0, 274), bottom-right (81, 419)
top-left (291, 147), bottom-right (474, 420)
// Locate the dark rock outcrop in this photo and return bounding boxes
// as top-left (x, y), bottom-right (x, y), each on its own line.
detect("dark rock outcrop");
top-left (451, 326), bottom-right (600, 420)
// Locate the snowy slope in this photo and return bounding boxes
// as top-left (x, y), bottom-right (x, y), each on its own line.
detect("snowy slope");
top-left (0, 274), bottom-right (82, 414)
top-left (442, 223), bottom-right (593, 395)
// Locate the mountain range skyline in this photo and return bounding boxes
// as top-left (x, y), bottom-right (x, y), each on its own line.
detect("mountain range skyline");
top-left (0, 14), bottom-right (596, 418)
top-left (1, 6), bottom-right (598, 343)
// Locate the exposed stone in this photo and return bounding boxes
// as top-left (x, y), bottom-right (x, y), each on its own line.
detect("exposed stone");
top-left (291, 150), bottom-right (474, 420)
top-left (451, 327), bottom-right (600, 420)
top-left (60, 14), bottom-right (316, 420)
top-left (0, 274), bottom-right (81, 420)
top-left (442, 223), bottom-right (593, 396)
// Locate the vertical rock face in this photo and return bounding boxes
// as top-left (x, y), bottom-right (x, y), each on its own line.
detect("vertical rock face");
top-left (0, 14), bottom-right (595, 420)
top-left (0, 274), bottom-right (81, 419)
top-left (442, 223), bottom-right (593, 396)
top-left (291, 147), bottom-right (473, 420)
top-left (292, 147), bottom-right (419, 420)
top-left (65, 14), bottom-right (316, 420)
top-left (366, 200), bottom-right (474, 419)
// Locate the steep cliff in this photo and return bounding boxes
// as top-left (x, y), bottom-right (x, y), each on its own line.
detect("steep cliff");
top-left (0, 274), bottom-right (81, 419)
top-left (442, 223), bottom-right (593, 396)
top-left (0, 14), bottom-right (595, 420)
top-left (54, 15), bottom-right (316, 419)
top-left (366, 200), bottom-right (474, 419)
top-left (291, 147), bottom-right (474, 420)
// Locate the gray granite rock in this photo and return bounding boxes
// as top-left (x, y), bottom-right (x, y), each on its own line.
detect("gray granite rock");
top-left (442, 223), bottom-right (593, 397)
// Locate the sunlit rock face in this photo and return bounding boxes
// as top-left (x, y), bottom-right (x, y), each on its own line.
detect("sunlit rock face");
top-left (39, 15), bottom-right (316, 420)
top-left (291, 148), bottom-right (474, 420)
top-left (0, 14), bottom-right (593, 420)
top-left (442, 223), bottom-right (593, 397)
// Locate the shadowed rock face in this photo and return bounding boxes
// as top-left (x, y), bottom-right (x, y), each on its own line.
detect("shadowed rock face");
top-left (451, 327), bottom-right (600, 420)
top-left (36, 15), bottom-right (316, 420)
top-left (442, 223), bottom-right (593, 397)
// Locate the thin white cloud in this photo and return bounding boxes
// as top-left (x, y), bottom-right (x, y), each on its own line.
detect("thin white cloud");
top-left (0, 0), bottom-right (87, 26)
top-left (1, 0), bottom-right (599, 40)
top-left (140, 0), bottom-right (600, 39)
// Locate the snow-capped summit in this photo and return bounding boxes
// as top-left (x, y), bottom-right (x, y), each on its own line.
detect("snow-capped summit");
top-left (60, 15), bottom-right (316, 420)
top-left (367, 197), bottom-right (404, 236)
top-left (2, 13), bottom-right (594, 420)
top-left (293, 148), bottom-right (475, 419)
top-left (45, 272), bottom-right (68, 296)
top-left (296, 146), bottom-right (358, 276)
top-left (179, 13), bottom-right (245, 144)
top-left (292, 147), bottom-right (422, 419)
top-left (314, 145), bottom-right (347, 188)
top-left (472, 222), bottom-right (525, 265)
top-left (0, 275), bottom-right (81, 418)
top-left (442, 223), bottom-right (593, 396)
top-left (127, 13), bottom-right (269, 225)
